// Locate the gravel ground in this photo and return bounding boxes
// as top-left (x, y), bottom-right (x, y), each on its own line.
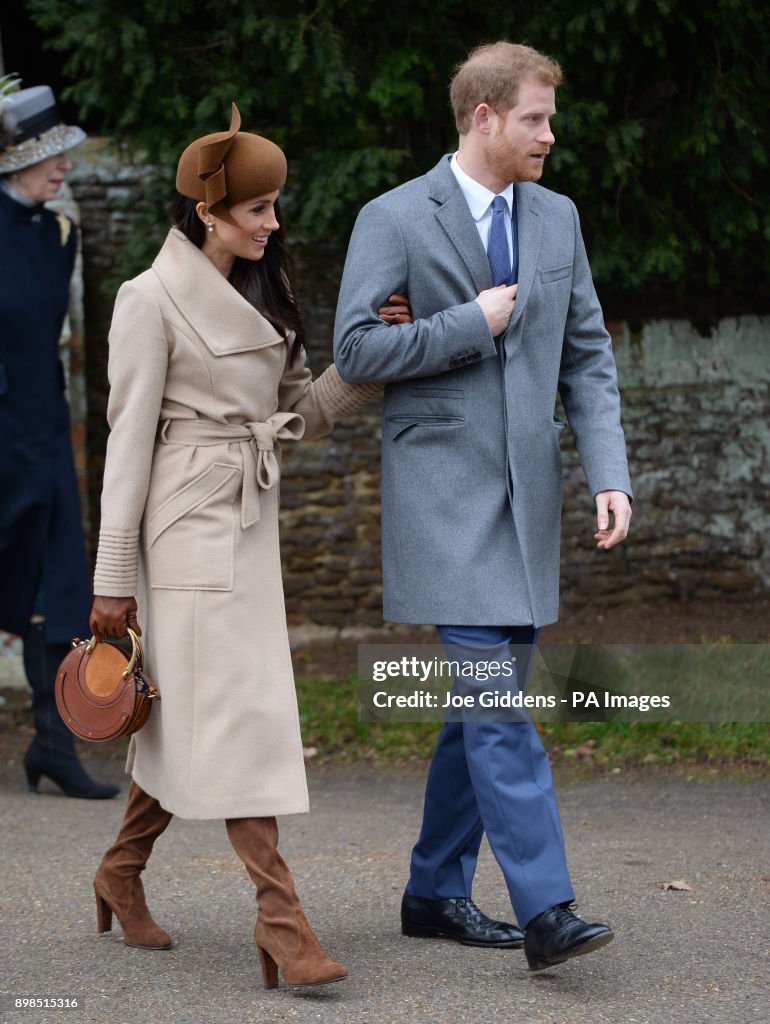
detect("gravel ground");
top-left (1, 760), bottom-right (768, 1024)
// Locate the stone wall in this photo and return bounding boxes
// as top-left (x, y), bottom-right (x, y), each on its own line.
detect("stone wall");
top-left (66, 143), bottom-right (770, 628)
top-left (278, 316), bottom-right (770, 625)
top-left (66, 139), bottom-right (157, 542)
top-left (604, 318), bottom-right (770, 603)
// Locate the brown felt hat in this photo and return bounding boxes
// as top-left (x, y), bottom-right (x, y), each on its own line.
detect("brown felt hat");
top-left (176, 103), bottom-right (287, 226)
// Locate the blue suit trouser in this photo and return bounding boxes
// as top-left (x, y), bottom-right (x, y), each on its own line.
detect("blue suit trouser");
top-left (407, 624), bottom-right (575, 927)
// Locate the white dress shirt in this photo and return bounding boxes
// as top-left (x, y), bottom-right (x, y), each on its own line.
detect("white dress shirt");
top-left (450, 152), bottom-right (514, 264)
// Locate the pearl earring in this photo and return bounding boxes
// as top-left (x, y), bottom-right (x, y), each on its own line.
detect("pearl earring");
top-left (207, 221), bottom-right (214, 233)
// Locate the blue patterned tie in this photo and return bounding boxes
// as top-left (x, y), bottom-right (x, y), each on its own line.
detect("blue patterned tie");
top-left (487, 195), bottom-right (512, 286)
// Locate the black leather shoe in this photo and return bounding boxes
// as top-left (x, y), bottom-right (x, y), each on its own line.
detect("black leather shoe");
top-left (401, 893), bottom-right (524, 947)
top-left (524, 904), bottom-right (613, 971)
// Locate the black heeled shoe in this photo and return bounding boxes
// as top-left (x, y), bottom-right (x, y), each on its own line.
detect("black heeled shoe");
top-left (24, 740), bottom-right (119, 799)
top-left (22, 625), bottom-right (120, 800)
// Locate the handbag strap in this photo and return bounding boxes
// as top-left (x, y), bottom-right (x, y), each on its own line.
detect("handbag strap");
top-left (85, 628), bottom-right (144, 679)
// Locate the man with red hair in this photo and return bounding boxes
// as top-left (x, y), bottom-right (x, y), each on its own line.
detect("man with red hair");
top-left (335, 42), bottom-right (632, 971)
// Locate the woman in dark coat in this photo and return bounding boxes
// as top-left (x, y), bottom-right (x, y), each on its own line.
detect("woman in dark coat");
top-left (0, 78), bottom-right (118, 799)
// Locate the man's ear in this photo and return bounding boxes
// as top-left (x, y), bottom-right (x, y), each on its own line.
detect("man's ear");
top-left (473, 103), bottom-right (495, 135)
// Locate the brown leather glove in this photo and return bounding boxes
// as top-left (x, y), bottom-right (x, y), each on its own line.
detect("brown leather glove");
top-left (90, 596), bottom-right (142, 638)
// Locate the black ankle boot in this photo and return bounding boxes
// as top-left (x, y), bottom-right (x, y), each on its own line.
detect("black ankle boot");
top-left (23, 622), bottom-right (119, 800)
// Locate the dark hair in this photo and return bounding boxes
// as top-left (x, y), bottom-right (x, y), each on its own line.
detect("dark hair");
top-left (172, 192), bottom-right (305, 364)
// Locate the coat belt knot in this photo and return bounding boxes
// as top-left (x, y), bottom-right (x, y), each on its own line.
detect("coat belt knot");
top-left (158, 413), bottom-right (305, 529)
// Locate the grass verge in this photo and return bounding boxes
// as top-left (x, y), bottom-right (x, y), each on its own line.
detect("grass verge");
top-left (296, 675), bottom-right (769, 773)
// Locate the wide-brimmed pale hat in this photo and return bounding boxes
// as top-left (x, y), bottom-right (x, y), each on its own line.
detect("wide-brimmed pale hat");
top-left (176, 103), bottom-right (287, 226)
top-left (0, 79), bottom-right (86, 174)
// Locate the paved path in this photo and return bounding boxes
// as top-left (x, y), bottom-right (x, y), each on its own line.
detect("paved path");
top-left (1, 762), bottom-right (768, 1024)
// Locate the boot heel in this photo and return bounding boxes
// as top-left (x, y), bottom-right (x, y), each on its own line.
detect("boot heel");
top-left (258, 945), bottom-right (279, 989)
top-left (401, 921), bottom-right (440, 938)
top-left (25, 767), bottom-right (41, 793)
top-left (95, 889), bottom-right (113, 933)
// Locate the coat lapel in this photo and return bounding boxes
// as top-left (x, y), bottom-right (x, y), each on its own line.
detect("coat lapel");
top-left (428, 158), bottom-right (492, 295)
top-left (508, 186), bottom-right (544, 332)
top-left (152, 228), bottom-right (283, 354)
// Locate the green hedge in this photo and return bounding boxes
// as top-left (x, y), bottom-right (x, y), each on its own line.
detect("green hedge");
top-left (29, 0), bottom-right (769, 308)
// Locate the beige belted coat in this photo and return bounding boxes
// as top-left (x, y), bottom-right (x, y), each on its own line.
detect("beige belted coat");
top-left (93, 228), bottom-right (378, 818)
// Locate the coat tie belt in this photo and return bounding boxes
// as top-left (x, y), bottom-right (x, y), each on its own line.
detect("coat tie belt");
top-left (158, 414), bottom-right (305, 528)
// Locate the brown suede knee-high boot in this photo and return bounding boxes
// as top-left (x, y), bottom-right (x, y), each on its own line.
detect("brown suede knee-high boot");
top-left (225, 816), bottom-right (348, 988)
top-left (94, 779), bottom-right (173, 949)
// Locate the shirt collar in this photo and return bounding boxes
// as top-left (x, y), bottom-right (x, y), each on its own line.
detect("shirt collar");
top-left (450, 153), bottom-right (514, 221)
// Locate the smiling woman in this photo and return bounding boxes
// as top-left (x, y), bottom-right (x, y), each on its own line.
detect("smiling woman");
top-left (200, 192), bottom-right (280, 264)
top-left (171, 187), bottom-right (305, 365)
top-left (87, 102), bottom-right (410, 991)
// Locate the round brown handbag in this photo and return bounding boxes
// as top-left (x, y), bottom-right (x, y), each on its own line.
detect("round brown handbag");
top-left (54, 629), bottom-right (160, 742)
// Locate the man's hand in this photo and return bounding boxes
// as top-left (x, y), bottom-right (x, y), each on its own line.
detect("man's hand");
top-left (475, 284), bottom-right (518, 337)
top-left (594, 491), bottom-right (632, 550)
top-left (90, 596), bottom-right (141, 639)
top-left (377, 293), bottom-right (413, 324)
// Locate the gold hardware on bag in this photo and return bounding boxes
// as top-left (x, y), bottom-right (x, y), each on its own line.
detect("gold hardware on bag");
top-left (54, 627), bottom-right (160, 743)
top-left (121, 628), bottom-right (142, 679)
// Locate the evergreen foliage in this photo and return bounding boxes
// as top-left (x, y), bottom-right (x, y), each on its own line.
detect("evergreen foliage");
top-left (27, 0), bottom-right (769, 307)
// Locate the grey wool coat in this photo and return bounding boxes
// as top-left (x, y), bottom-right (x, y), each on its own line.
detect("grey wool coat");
top-left (93, 228), bottom-right (378, 818)
top-left (334, 156), bottom-right (632, 628)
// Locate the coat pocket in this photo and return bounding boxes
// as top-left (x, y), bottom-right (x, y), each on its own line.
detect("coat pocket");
top-left (540, 263), bottom-right (573, 284)
top-left (146, 463), bottom-right (241, 590)
top-left (385, 414), bottom-right (464, 441)
top-left (408, 387), bottom-right (464, 400)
